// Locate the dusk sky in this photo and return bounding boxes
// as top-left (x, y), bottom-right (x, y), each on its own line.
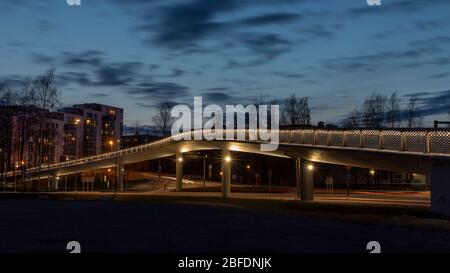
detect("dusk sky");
top-left (1, 0), bottom-right (450, 126)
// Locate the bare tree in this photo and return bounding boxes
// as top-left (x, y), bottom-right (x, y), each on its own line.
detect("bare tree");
top-left (342, 109), bottom-right (361, 128)
top-left (407, 95), bottom-right (423, 128)
top-left (0, 83), bottom-right (40, 171)
top-left (385, 92), bottom-right (401, 128)
top-left (281, 94), bottom-right (311, 126)
top-left (362, 92), bottom-right (386, 128)
top-left (0, 68), bottom-right (62, 172)
top-left (152, 102), bottom-right (174, 136)
top-left (32, 68), bottom-right (61, 166)
top-left (33, 68), bottom-right (60, 110)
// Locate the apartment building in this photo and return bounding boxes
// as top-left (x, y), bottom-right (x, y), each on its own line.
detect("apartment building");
top-left (1, 103), bottom-right (123, 170)
top-left (59, 103), bottom-right (123, 158)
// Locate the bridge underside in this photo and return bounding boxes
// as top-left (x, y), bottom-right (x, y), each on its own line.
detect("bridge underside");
top-left (20, 140), bottom-right (450, 217)
top-left (33, 140), bottom-right (445, 177)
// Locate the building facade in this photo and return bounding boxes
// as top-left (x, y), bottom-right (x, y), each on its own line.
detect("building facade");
top-left (59, 103), bottom-right (123, 158)
top-left (1, 103), bottom-right (123, 171)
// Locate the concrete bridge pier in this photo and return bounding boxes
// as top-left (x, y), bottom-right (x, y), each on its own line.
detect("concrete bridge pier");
top-left (302, 163), bottom-right (314, 201)
top-left (294, 157), bottom-right (314, 201)
top-left (53, 174), bottom-right (59, 191)
top-left (176, 152), bottom-right (183, 192)
top-left (117, 162), bottom-right (124, 192)
top-left (295, 158), bottom-right (302, 199)
top-left (222, 149), bottom-right (231, 198)
top-left (431, 163), bottom-right (450, 216)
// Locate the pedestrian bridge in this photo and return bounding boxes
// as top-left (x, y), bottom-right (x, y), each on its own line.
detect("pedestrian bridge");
top-left (6, 128), bottom-right (450, 216)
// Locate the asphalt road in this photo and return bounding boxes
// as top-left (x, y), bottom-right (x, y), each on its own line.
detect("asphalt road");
top-left (0, 198), bottom-right (449, 253)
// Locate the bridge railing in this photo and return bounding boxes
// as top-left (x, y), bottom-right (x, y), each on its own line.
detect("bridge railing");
top-left (277, 129), bottom-right (450, 154)
top-left (6, 128), bottom-right (450, 177)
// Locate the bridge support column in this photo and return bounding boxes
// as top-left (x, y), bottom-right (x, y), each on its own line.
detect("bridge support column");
top-left (431, 163), bottom-right (450, 216)
top-left (295, 158), bottom-right (301, 199)
top-left (176, 152), bottom-right (183, 191)
top-left (117, 163), bottom-right (124, 192)
top-left (53, 175), bottom-right (59, 191)
top-left (294, 157), bottom-right (314, 201)
top-left (222, 149), bottom-right (231, 198)
top-left (302, 165), bottom-right (314, 201)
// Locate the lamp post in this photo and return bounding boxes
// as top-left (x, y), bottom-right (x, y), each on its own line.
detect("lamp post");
top-left (14, 162), bottom-right (18, 192)
top-left (246, 164), bottom-right (251, 185)
top-left (109, 140), bottom-right (114, 153)
top-left (203, 154), bottom-right (207, 187)
top-left (21, 161), bottom-right (25, 192)
top-left (112, 139), bottom-right (120, 195)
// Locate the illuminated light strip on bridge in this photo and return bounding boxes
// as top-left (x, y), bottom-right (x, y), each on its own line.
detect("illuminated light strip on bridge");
top-left (6, 128), bottom-right (450, 176)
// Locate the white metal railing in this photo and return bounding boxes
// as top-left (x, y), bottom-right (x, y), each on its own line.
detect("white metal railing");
top-left (5, 128), bottom-right (450, 177)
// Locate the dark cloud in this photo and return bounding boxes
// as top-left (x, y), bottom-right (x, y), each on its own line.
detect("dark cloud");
top-left (62, 50), bottom-right (104, 67)
top-left (429, 72), bottom-right (450, 79)
top-left (202, 87), bottom-right (233, 92)
top-left (58, 72), bottom-right (93, 87)
top-left (131, 0), bottom-right (306, 65)
top-left (31, 53), bottom-right (54, 65)
top-left (201, 91), bottom-right (234, 103)
top-left (35, 19), bottom-right (56, 33)
top-left (94, 62), bottom-right (143, 86)
top-left (146, 0), bottom-right (240, 48)
top-left (154, 68), bottom-right (185, 78)
top-left (271, 71), bottom-right (306, 79)
top-left (415, 18), bottom-right (448, 31)
top-left (322, 36), bottom-right (450, 74)
top-left (92, 93), bottom-right (109, 98)
top-left (302, 24), bottom-right (335, 39)
top-left (7, 40), bottom-right (28, 48)
top-left (410, 36), bottom-right (450, 52)
top-left (59, 62), bottom-right (143, 87)
top-left (125, 81), bottom-right (190, 102)
top-left (33, 51), bottom-right (144, 88)
top-left (409, 90), bottom-right (450, 117)
top-left (223, 33), bottom-right (292, 68)
top-left (240, 33), bottom-right (291, 59)
top-left (236, 13), bottom-right (302, 27)
top-left (0, 74), bottom-right (30, 88)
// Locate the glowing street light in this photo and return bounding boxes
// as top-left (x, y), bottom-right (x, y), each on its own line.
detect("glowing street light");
top-left (307, 164), bottom-right (314, 171)
top-left (178, 157), bottom-right (183, 162)
top-left (225, 156), bottom-right (231, 163)
top-left (246, 164), bottom-right (251, 170)
top-left (370, 169), bottom-right (376, 176)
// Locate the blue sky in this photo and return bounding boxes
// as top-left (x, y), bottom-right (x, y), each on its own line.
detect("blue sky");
top-left (1, 0), bottom-right (450, 126)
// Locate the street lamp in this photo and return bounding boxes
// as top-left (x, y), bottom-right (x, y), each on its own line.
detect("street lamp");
top-left (246, 164), bottom-right (251, 184)
top-left (307, 164), bottom-right (314, 171)
top-left (112, 139), bottom-right (120, 195)
top-left (225, 156), bottom-right (231, 163)
top-left (14, 162), bottom-right (19, 192)
top-left (109, 140), bottom-right (114, 152)
top-left (21, 161), bottom-right (26, 192)
top-left (203, 154), bottom-right (207, 187)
